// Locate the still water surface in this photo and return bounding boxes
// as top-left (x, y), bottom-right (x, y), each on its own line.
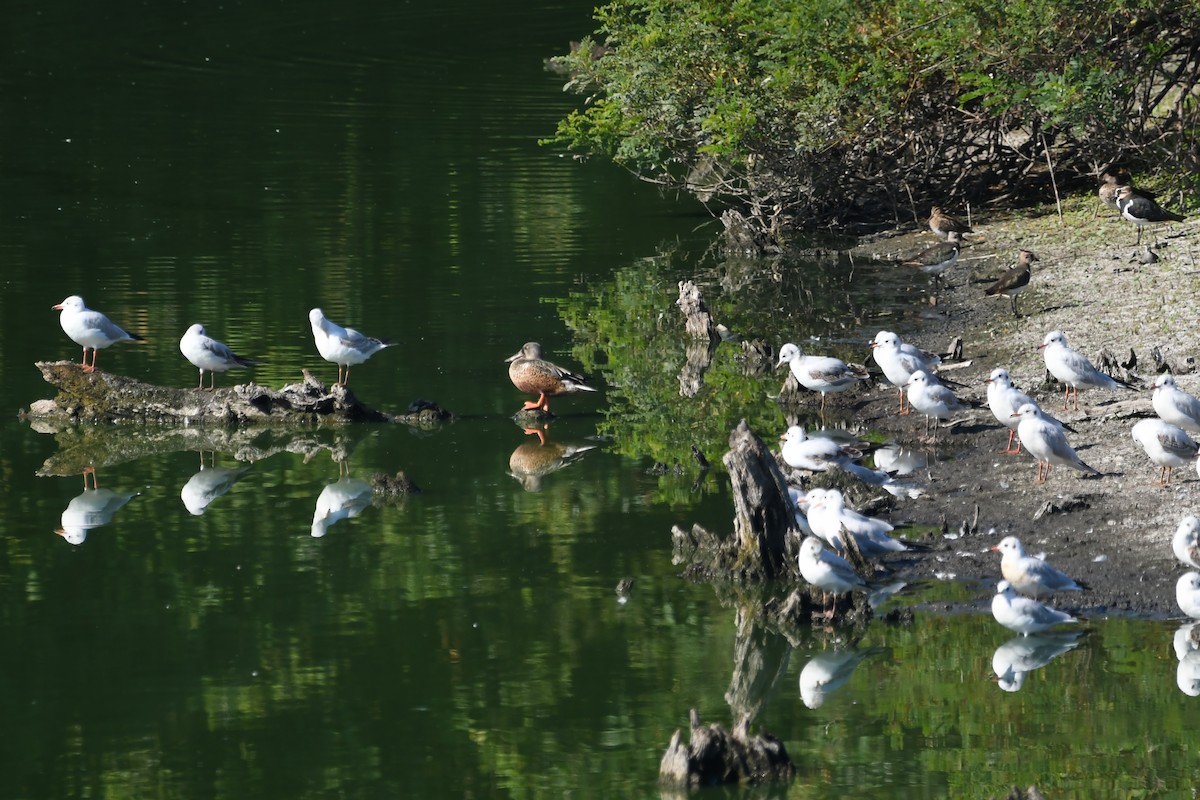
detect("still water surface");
top-left (1, 2), bottom-right (1197, 797)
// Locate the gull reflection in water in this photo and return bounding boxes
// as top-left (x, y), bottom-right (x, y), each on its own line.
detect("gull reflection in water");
top-left (872, 443), bottom-right (929, 477)
top-left (55, 470), bottom-right (140, 546)
top-left (311, 463), bottom-right (373, 538)
top-left (1172, 622), bottom-right (1200, 696)
top-left (508, 432), bottom-right (599, 492)
top-left (180, 453), bottom-right (252, 516)
top-left (798, 645), bottom-right (882, 709)
top-left (991, 632), bottom-right (1083, 692)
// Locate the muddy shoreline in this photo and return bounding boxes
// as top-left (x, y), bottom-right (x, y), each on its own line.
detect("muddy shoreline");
top-left (805, 199), bottom-right (1200, 619)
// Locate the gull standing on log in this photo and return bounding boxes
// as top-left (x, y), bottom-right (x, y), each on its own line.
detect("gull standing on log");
top-left (309, 308), bottom-right (395, 386)
top-left (52, 295), bottom-right (144, 373)
top-left (179, 324), bottom-right (262, 390)
top-left (798, 537), bottom-right (867, 615)
top-left (1039, 330), bottom-right (1132, 411)
top-left (776, 342), bottom-right (869, 412)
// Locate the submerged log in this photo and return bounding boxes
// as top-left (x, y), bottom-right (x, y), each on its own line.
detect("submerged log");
top-left (26, 362), bottom-right (454, 426)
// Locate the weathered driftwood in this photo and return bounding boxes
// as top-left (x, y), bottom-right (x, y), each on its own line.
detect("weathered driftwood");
top-left (676, 280), bottom-right (719, 343)
top-left (26, 362), bottom-right (453, 426)
top-left (658, 708), bottom-right (795, 789)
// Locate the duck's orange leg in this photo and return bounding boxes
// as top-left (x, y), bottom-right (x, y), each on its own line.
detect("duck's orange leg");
top-left (522, 393), bottom-right (548, 411)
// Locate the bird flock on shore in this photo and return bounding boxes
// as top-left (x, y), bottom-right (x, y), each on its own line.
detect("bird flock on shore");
top-left (47, 167), bottom-right (1194, 631)
top-left (773, 174), bottom-right (1198, 630)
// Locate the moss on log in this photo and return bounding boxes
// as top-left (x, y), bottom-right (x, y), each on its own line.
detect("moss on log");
top-left (26, 361), bottom-right (453, 427)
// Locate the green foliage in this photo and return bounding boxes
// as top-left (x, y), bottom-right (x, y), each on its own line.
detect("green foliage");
top-left (548, 0), bottom-right (1200, 233)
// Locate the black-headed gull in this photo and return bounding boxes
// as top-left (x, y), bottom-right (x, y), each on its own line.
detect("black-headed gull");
top-left (52, 295), bottom-right (143, 373)
top-left (1038, 330), bottom-right (1132, 411)
top-left (1130, 418), bottom-right (1199, 486)
top-left (991, 536), bottom-right (1084, 598)
top-left (798, 536), bottom-right (867, 613)
top-left (906, 369), bottom-right (967, 434)
top-left (1152, 374), bottom-right (1200, 433)
top-left (779, 426), bottom-right (851, 471)
top-left (776, 342), bottom-right (869, 412)
top-left (1177, 572), bottom-right (1200, 618)
top-left (807, 488), bottom-right (906, 558)
top-left (871, 330), bottom-right (940, 414)
top-left (179, 324), bottom-right (262, 390)
top-left (1013, 403), bottom-right (1099, 483)
top-left (1173, 515), bottom-right (1200, 570)
top-left (985, 368), bottom-right (1041, 454)
top-left (505, 342), bottom-right (597, 413)
top-left (991, 580), bottom-right (1077, 636)
top-left (309, 308), bottom-right (395, 386)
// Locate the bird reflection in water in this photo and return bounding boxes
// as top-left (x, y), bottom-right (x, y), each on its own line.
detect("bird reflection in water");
top-left (180, 452), bottom-right (252, 516)
top-left (1173, 622), bottom-right (1200, 696)
top-left (55, 469), bottom-right (141, 545)
top-left (798, 645), bottom-right (882, 709)
top-left (311, 461), bottom-right (373, 538)
top-left (990, 632), bottom-right (1083, 692)
top-left (508, 426), bottom-right (599, 492)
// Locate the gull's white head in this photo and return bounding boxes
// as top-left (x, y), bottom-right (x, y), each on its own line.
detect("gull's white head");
top-left (906, 370), bottom-right (930, 387)
top-left (52, 295), bottom-right (86, 312)
top-left (872, 331), bottom-right (899, 350)
top-left (986, 368), bottom-right (1012, 386)
top-left (1013, 403), bottom-right (1041, 421)
top-left (1154, 373), bottom-right (1178, 391)
top-left (1040, 330), bottom-right (1067, 350)
top-left (776, 343), bottom-right (802, 368)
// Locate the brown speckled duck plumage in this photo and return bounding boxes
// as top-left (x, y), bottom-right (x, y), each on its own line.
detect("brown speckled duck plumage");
top-left (505, 342), bottom-right (597, 412)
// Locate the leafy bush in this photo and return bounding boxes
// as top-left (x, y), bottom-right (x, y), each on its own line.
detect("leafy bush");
top-left (547, 0), bottom-right (1200, 240)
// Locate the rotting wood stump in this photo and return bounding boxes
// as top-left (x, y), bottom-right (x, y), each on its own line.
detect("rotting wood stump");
top-left (658, 708), bottom-right (795, 789)
top-left (25, 361), bottom-right (453, 427)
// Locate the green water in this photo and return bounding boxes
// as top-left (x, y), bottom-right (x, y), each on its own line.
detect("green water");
top-left (1, 2), bottom-right (1198, 798)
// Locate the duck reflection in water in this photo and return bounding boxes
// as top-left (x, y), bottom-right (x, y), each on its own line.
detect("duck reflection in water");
top-left (990, 632), bottom-right (1082, 693)
top-left (311, 462), bottom-right (373, 538)
top-left (798, 645), bottom-right (882, 709)
top-left (1173, 622), bottom-right (1200, 696)
top-left (55, 469), bottom-right (141, 546)
top-left (508, 427), bottom-right (599, 492)
top-left (180, 452), bottom-right (252, 516)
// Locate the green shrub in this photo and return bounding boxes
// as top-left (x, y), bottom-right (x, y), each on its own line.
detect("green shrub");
top-left (547, 0), bottom-right (1200, 240)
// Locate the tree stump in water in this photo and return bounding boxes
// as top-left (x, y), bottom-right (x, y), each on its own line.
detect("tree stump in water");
top-left (676, 280), bottom-right (719, 343)
top-left (658, 708), bottom-right (795, 788)
top-left (26, 362), bottom-right (453, 426)
top-left (723, 420), bottom-right (794, 580)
